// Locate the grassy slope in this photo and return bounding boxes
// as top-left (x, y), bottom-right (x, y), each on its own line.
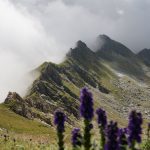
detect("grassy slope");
top-left (0, 103), bottom-right (72, 149)
top-left (0, 104), bottom-right (53, 135)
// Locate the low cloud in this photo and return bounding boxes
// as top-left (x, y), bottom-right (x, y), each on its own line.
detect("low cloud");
top-left (0, 0), bottom-right (66, 101)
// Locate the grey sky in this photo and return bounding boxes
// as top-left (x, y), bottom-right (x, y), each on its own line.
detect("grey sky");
top-left (10, 0), bottom-right (150, 51)
top-left (0, 0), bottom-right (150, 101)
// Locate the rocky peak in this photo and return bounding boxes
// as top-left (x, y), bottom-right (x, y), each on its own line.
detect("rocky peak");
top-left (76, 40), bottom-right (87, 49)
top-left (66, 40), bottom-right (96, 64)
top-left (99, 34), bottom-right (111, 41)
top-left (94, 34), bottom-right (146, 77)
top-left (96, 34), bottom-right (135, 58)
top-left (4, 91), bottom-right (53, 125)
top-left (4, 92), bottom-right (24, 104)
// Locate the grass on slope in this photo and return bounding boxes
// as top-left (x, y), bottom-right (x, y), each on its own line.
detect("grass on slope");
top-left (0, 103), bottom-right (72, 148)
top-left (0, 104), bottom-right (53, 135)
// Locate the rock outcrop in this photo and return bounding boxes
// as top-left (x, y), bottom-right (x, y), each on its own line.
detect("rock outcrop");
top-left (4, 92), bottom-right (53, 125)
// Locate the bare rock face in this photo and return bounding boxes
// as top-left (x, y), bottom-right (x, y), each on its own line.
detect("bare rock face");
top-left (4, 92), bottom-right (53, 126)
top-left (5, 92), bottom-right (24, 104)
top-left (5, 92), bottom-right (31, 118)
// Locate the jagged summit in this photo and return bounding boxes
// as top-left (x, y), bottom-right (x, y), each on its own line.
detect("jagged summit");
top-left (96, 34), bottom-right (134, 58)
top-left (76, 40), bottom-right (87, 48)
top-left (66, 40), bottom-right (96, 64)
top-left (99, 34), bottom-right (111, 41)
top-left (93, 34), bottom-right (146, 77)
top-left (5, 92), bottom-right (24, 104)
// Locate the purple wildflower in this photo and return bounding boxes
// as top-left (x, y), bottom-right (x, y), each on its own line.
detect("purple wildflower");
top-left (71, 128), bottom-right (82, 148)
top-left (96, 108), bottom-right (107, 128)
top-left (96, 108), bottom-right (107, 149)
top-left (54, 111), bottom-right (66, 150)
top-left (105, 121), bottom-right (119, 150)
top-left (118, 128), bottom-right (128, 150)
top-left (54, 111), bottom-right (66, 132)
top-left (80, 87), bottom-right (94, 150)
top-left (127, 110), bottom-right (143, 148)
top-left (80, 87), bottom-right (94, 121)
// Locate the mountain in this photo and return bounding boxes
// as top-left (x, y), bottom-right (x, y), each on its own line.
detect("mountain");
top-left (2, 40), bottom-right (113, 125)
top-left (137, 48), bottom-right (150, 66)
top-left (95, 35), bottom-right (146, 78)
top-left (2, 35), bottom-right (150, 133)
top-left (5, 40), bottom-right (112, 124)
top-left (96, 35), bottom-right (134, 58)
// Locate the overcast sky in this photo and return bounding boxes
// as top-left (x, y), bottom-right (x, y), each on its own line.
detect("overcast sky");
top-left (0, 0), bottom-right (150, 101)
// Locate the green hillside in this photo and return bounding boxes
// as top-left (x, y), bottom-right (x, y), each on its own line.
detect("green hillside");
top-left (0, 104), bottom-right (52, 134)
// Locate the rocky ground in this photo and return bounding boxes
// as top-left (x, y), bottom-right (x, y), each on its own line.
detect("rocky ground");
top-left (93, 72), bottom-right (150, 121)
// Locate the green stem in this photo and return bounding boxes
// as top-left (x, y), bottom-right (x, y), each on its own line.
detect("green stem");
top-left (99, 125), bottom-right (105, 150)
top-left (72, 147), bottom-right (80, 150)
top-left (57, 131), bottom-right (64, 150)
top-left (130, 140), bottom-right (136, 150)
top-left (147, 129), bottom-right (150, 139)
top-left (83, 119), bottom-right (92, 150)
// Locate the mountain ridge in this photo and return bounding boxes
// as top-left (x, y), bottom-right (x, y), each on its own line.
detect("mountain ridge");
top-left (2, 34), bottom-right (150, 129)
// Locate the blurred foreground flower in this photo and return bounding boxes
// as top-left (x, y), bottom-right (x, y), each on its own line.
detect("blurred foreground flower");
top-left (96, 108), bottom-right (107, 150)
top-left (54, 111), bottom-right (66, 150)
top-left (71, 128), bottom-right (82, 149)
top-left (80, 87), bottom-right (94, 150)
top-left (105, 121), bottom-right (118, 150)
top-left (128, 110), bottom-right (143, 150)
top-left (118, 128), bottom-right (128, 150)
